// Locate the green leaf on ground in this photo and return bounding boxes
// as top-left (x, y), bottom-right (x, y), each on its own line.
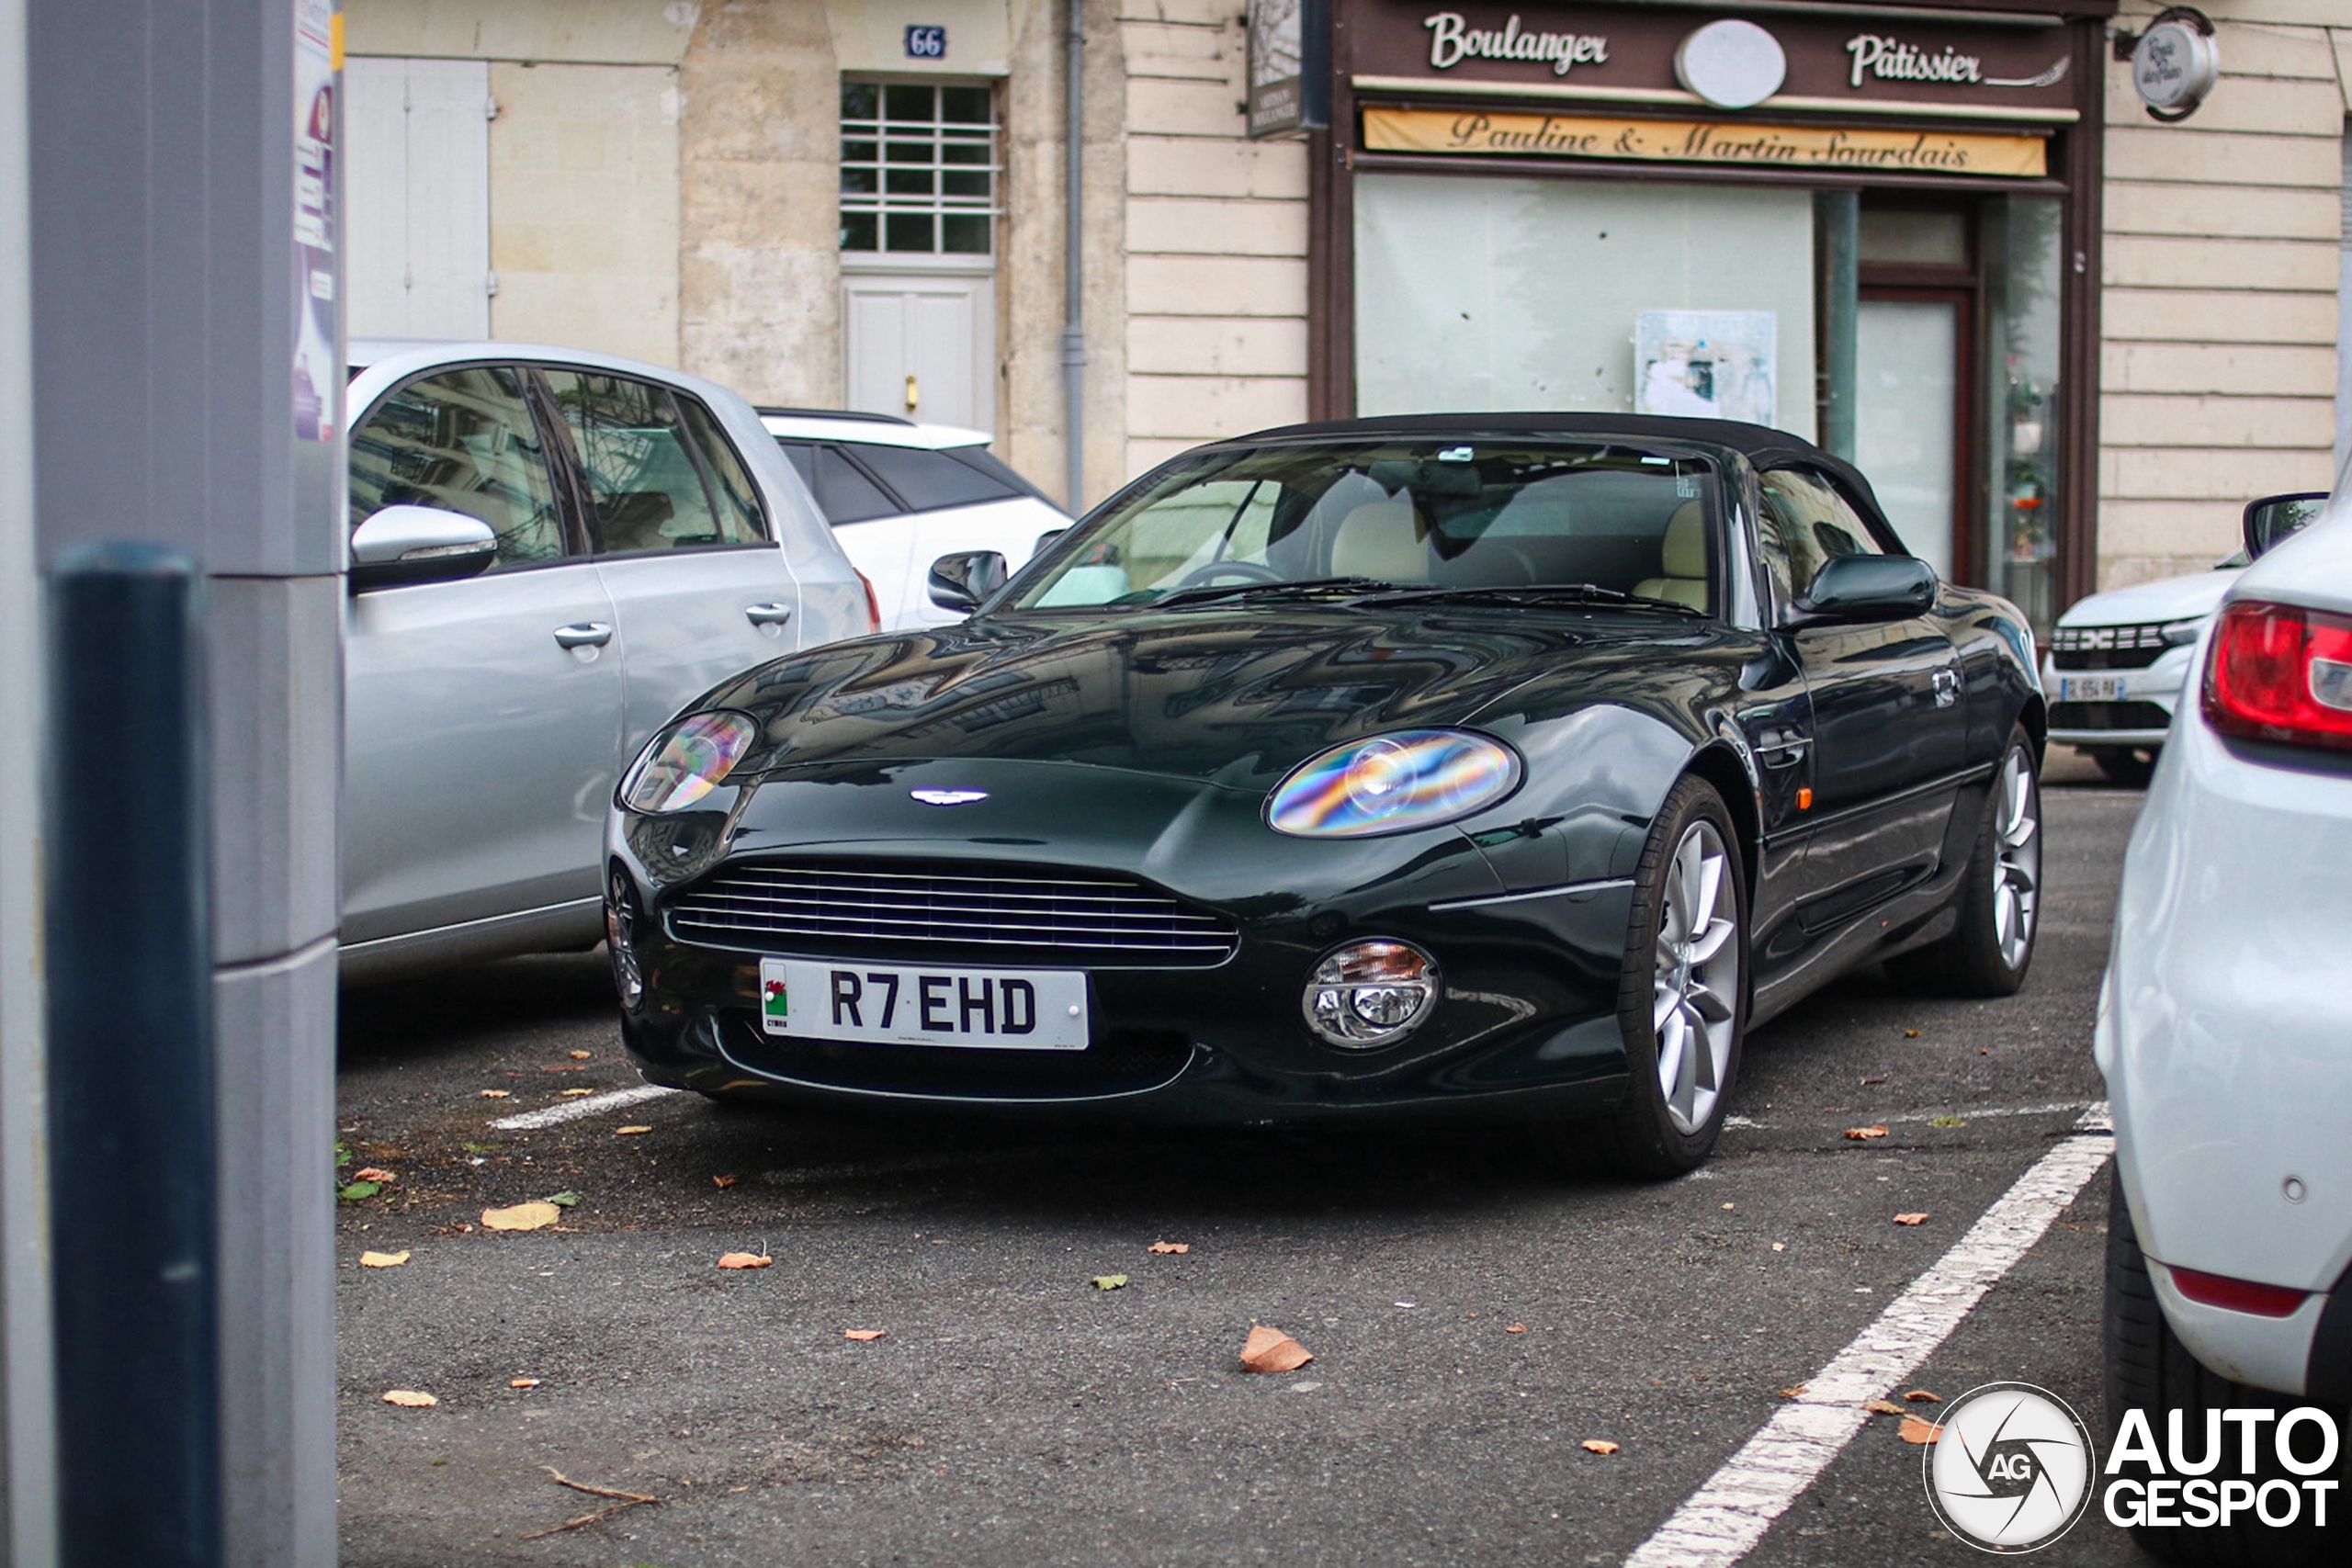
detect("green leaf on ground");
top-left (1929, 1116), bottom-right (1967, 1128)
top-left (1091, 1274), bottom-right (1129, 1291)
top-left (542, 1190), bottom-right (581, 1207)
top-left (337, 1180), bottom-right (382, 1202)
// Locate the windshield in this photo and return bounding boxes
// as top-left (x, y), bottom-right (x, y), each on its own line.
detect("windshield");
top-left (1008, 440), bottom-right (1719, 615)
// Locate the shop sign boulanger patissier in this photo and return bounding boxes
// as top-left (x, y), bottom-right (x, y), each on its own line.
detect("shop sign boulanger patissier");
top-left (1362, 107), bottom-right (2047, 176)
top-left (1349, 0), bottom-right (2081, 120)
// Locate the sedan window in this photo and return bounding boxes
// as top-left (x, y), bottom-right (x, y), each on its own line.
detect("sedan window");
top-left (802, 446), bottom-right (901, 525)
top-left (849, 443), bottom-right (1023, 512)
top-left (542, 370), bottom-right (761, 554)
top-left (348, 366), bottom-right (568, 570)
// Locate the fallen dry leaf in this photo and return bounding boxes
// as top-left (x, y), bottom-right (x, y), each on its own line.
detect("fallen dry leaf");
top-left (716, 1252), bottom-right (772, 1270)
top-left (568, 1050), bottom-right (592, 1060)
top-left (1905, 1389), bottom-right (1941, 1404)
top-left (481, 1201), bottom-right (562, 1232)
top-left (844, 1329), bottom-right (886, 1341)
top-left (478, 1089), bottom-right (512, 1099)
top-left (1505, 1323), bottom-right (1529, 1334)
top-left (1720, 1202), bottom-right (1735, 1211)
top-left (1844, 1125), bottom-right (1890, 1141)
top-left (358, 1250), bottom-right (410, 1269)
top-left (1893, 1213), bottom-right (1929, 1226)
top-left (1091, 1274), bottom-right (1129, 1291)
top-left (1904, 1029), bottom-right (1921, 1039)
top-left (510, 1378), bottom-right (541, 1388)
top-left (1770, 1242), bottom-right (1787, 1252)
top-left (712, 1174), bottom-right (740, 1189)
top-left (1865, 1399), bottom-right (1906, 1416)
top-left (1899, 1414), bottom-right (1943, 1445)
top-left (1146, 1240), bottom-right (1189, 1255)
top-left (1860, 1075), bottom-right (1887, 1086)
top-left (1779, 1385), bottom-right (1808, 1399)
top-left (559, 1088), bottom-right (594, 1098)
top-left (1580, 1439), bottom-right (1621, 1455)
top-left (352, 1168), bottom-right (396, 1184)
top-left (381, 1389), bottom-right (437, 1408)
top-left (1239, 1325), bottom-right (1313, 1374)
top-left (542, 1065), bottom-right (585, 1073)
top-left (615, 1125), bottom-right (652, 1136)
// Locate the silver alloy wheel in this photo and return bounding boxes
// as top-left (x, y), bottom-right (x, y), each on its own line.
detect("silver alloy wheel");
top-left (1653, 819), bottom-right (1739, 1135)
top-left (1991, 747), bottom-right (2041, 971)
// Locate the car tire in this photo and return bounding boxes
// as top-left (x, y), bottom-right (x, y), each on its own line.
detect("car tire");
top-left (1568, 774), bottom-right (1747, 1179)
top-left (2105, 1182), bottom-right (2346, 1566)
top-left (1886, 728), bottom-right (2041, 998)
top-left (2091, 745), bottom-right (2159, 788)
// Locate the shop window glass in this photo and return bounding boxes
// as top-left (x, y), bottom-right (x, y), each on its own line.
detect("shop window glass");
top-left (1353, 174), bottom-right (1817, 440)
top-left (1859, 209), bottom-right (1968, 267)
top-left (1981, 196), bottom-right (2064, 637)
top-left (841, 80), bottom-right (998, 258)
top-left (348, 366), bottom-right (567, 570)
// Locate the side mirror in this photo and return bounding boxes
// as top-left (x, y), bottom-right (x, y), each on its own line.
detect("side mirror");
top-left (2242, 492), bottom-right (2329, 560)
top-left (927, 549), bottom-right (1010, 613)
top-left (348, 505), bottom-right (498, 592)
top-left (1793, 554), bottom-right (1938, 622)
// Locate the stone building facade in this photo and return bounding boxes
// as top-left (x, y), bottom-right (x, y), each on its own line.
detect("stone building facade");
top-left (341, 0), bottom-right (2352, 613)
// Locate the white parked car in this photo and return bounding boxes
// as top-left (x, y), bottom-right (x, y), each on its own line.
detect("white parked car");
top-left (2098, 489), bottom-right (2349, 1562)
top-left (759, 410), bottom-right (1069, 630)
top-left (2043, 558), bottom-right (2245, 785)
top-left (341, 343), bottom-right (874, 983)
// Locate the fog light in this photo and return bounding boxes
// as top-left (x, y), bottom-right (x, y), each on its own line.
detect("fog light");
top-left (606, 870), bottom-right (645, 1009)
top-left (1303, 940), bottom-right (1440, 1049)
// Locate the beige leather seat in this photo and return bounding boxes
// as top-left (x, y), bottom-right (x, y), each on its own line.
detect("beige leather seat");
top-left (1634, 502), bottom-right (1708, 610)
top-left (1330, 498), bottom-right (1430, 583)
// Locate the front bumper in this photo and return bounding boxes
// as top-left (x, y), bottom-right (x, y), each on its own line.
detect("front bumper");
top-left (608, 763), bottom-right (1643, 1125)
top-left (2097, 704), bottom-right (2352, 1397)
top-left (2041, 644), bottom-right (2195, 750)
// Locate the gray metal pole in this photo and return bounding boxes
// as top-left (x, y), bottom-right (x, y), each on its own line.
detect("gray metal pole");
top-left (27, 3), bottom-right (344, 1562)
top-left (0, 0), bottom-right (61, 1558)
top-left (1061, 0), bottom-right (1088, 513)
top-left (1817, 189), bottom-right (1859, 461)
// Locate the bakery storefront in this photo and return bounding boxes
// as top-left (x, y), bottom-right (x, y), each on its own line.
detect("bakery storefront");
top-left (1301, 0), bottom-right (2112, 633)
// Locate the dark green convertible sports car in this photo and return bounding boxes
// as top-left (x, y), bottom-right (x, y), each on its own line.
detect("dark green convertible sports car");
top-left (604, 414), bottom-right (2044, 1175)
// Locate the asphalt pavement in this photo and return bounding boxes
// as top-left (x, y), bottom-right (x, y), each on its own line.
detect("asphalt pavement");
top-left (334, 750), bottom-right (2155, 1567)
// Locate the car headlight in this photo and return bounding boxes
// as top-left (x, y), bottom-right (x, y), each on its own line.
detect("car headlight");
top-left (2160, 616), bottom-right (2208, 648)
top-left (1302, 940), bottom-right (1442, 1049)
top-left (1267, 729), bottom-right (1521, 838)
top-left (619, 711), bottom-right (758, 813)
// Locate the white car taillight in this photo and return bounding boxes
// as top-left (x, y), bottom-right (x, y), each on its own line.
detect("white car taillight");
top-left (2202, 599), bottom-right (2352, 750)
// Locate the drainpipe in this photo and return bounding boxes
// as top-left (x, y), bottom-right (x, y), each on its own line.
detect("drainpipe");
top-left (1816, 189), bottom-right (1859, 461)
top-left (1061, 0), bottom-right (1088, 513)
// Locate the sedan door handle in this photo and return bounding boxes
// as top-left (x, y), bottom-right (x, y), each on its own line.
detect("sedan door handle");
top-left (552, 622), bottom-right (614, 649)
top-left (743, 602), bottom-right (795, 627)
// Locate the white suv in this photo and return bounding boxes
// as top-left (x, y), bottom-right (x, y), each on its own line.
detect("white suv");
top-left (2098, 491), bottom-right (2350, 1562)
top-left (760, 410), bottom-right (1070, 630)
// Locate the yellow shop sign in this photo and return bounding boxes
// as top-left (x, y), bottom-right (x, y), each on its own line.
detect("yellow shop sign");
top-left (1362, 106), bottom-right (2046, 177)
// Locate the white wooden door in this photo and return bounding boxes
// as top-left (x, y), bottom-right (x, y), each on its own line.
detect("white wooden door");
top-left (842, 271), bottom-right (996, 431)
top-left (344, 57), bottom-right (491, 341)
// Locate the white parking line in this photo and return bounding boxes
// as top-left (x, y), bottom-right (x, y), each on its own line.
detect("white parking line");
top-left (1623, 1103), bottom-right (2115, 1568)
top-left (1722, 1100), bottom-right (2094, 1134)
top-left (488, 1083), bottom-right (680, 1131)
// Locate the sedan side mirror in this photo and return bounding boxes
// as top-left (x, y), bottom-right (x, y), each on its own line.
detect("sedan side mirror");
top-left (1793, 554), bottom-right (1938, 623)
top-left (2242, 492), bottom-right (2329, 560)
top-left (927, 549), bottom-right (1010, 613)
top-left (348, 505), bottom-right (498, 592)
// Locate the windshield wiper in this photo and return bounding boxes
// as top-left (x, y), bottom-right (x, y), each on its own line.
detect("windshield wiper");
top-left (1148, 575), bottom-right (1394, 609)
top-left (1355, 583), bottom-right (1708, 616)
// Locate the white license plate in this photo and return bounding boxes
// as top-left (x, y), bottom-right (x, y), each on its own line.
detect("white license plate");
top-left (757, 958), bottom-right (1089, 1050)
top-left (2057, 673), bottom-right (2129, 704)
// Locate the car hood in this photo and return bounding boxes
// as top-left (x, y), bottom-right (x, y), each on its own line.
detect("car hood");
top-left (700, 605), bottom-right (1711, 792)
top-left (2056, 569), bottom-right (2238, 629)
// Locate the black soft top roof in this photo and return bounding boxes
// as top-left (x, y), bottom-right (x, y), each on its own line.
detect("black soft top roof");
top-left (1231, 411), bottom-right (1888, 525)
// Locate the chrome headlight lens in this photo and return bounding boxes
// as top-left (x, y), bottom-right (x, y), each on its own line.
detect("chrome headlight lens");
top-left (620, 710), bottom-right (758, 814)
top-left (1267, 729), bottom-right (1521, 838)
top-left (2160, 616), bottom-right (2209, 648)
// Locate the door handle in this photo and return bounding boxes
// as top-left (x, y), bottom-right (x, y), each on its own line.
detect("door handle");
top-left (743, 602), bottom-right (795, 627)
top-left (904, 373), bottom-right (919, 411)
top-left (552, 622), bottom-right (614, 649)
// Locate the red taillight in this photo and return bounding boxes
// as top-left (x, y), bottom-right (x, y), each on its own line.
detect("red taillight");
top-left (2168, 1265), bottom-right (2309, 1319)
top-left (2201, 599), bottom-right (2352, 750)
top-left (856, 570), bottom-right (883, 634)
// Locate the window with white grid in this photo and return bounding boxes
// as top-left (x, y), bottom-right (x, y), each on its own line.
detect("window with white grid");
top-left (840, 81), bottom-right (999, 259)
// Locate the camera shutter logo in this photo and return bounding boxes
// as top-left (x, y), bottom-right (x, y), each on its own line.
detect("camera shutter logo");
top-left (1923, 1382), bottom-right (2097, 1551)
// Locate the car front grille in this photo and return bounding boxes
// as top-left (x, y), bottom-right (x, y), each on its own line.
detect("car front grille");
top-left (664, 857), bottom-right (1239, 966)
top-left (2051, 700), bottom-right (2172, 732)
top-left (2049, 623), bottom-right (2177, 671)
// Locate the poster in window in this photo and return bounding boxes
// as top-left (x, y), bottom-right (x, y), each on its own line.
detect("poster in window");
top-left (1247, 0), bottom-right (1329, 138)
top-left (1635, 310), bottom-right (1776, 427)
top-left (293, 0), bottom-right (340, 442)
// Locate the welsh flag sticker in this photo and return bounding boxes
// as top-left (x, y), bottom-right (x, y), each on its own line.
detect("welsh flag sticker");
top-left (759, 961), bottom-right (789, 1032)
